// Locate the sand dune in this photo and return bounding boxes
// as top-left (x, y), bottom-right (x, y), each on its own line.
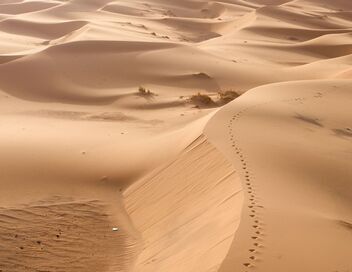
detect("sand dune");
top-left (0, 0), bottom-right (351, 271)
top-left (0, 1), bottom-right (59, 15)
top-left (206, 80), bottom-right (352, 272)
top-left (0, 19), bottom-right (87, 40)
top-left (124, 136), bottom-right (243, 272)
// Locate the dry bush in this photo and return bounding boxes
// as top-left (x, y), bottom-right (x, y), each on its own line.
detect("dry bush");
top-left (190, 93), bottom-right (215, 108)
top-left (217, 90), bottom-right (240, 105)
top-left (138, 86), bottom-right (154, 96)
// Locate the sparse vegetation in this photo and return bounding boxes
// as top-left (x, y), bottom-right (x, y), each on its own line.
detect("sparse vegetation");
top-left (217, 90), bottom-right (240, 105)
top-left (188, 90), bottom-right (240, 108)
top-left (190, 93), bottom-right (215, 108)
top-left (138, 86), bottom-right (154, 97)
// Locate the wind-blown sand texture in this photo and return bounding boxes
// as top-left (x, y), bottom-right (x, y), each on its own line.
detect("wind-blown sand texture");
top-left (0, 0), bottom-right (351, 271)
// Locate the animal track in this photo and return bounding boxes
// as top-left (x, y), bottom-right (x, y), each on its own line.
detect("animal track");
top-left (227, 107), bottom-right (267, 270)
top-left (226, 91), bottom-right (327, 270)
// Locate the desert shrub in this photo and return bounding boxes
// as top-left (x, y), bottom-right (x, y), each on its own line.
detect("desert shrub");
top-left (138, 86), bottom-right (154, 96)
top-left (190, 93), bottom-right (215, 107)
top-left (217, 90), bottom-right (240, 105)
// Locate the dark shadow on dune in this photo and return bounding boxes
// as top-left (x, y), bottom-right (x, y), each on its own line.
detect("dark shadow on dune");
top-left (0, 55), bottom-right (24, 64)
top-left (338, 220), bottom-right (352, 230)
top-left (294, 114), bottom-right (323, 127)
top-left (332, 128), bottom-right (352, 138)
top-left (126, 100), bottom-right (186, 110)
top-left (21, 110), bottom-right (163, 125)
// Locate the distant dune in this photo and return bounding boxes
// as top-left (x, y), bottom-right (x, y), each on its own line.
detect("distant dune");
top-left (0, 0), bottom-right (351, 271)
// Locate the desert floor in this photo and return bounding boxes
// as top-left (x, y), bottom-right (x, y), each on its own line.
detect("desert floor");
top-left (0, 0), bottom-right (351, 271)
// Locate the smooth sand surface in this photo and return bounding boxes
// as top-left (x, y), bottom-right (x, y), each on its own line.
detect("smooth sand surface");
top-left (206, 80), bottom-right (352, 272)
top-left (0, 0), bottom-right (351, 271)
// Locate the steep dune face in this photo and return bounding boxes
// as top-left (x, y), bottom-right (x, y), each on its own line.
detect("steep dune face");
top-left (124, 137), bottom-right (243, 272)
top-left (0, 0), bottom-right (351, 271)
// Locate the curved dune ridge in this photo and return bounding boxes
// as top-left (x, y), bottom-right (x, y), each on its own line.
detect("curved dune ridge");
top-left (0, 1), bottom-right (59, 15)
top-left (0, 19), bottom-right (88, 40)
top-left (0, 0), bottom-right (351, 271)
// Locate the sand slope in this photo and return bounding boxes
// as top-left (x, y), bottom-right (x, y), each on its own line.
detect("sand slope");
top-left (206, 79), bottom-right (352, 272)
top-left (0, 0), bottom-right (351, 271)
top-left (125, 136), bottom-right (243, 272)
